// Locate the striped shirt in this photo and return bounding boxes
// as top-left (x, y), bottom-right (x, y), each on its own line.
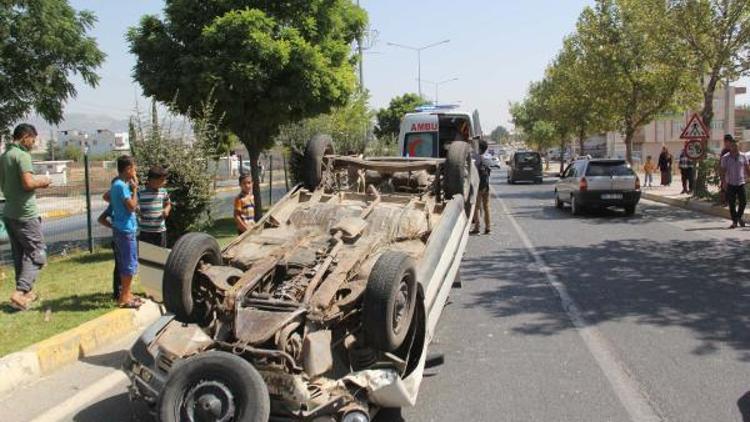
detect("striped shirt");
top-left (234, 193), bottom-right (255, 225)
top-left (138, 187), bottom-right (170, 233)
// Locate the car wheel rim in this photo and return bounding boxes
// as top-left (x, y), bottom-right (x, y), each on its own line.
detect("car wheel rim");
top-left (393, 276), bottom-right (411, 335)
top-left (183, 379), bottom-right (236, 422)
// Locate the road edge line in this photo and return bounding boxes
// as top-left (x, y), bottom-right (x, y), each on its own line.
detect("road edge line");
top-left (492, 187), bottom-right (664, 422)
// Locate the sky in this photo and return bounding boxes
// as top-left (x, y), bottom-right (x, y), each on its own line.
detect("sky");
top-left (63, 0), bottom-right (750, 133)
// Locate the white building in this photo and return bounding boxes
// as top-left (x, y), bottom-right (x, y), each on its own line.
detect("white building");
top-left (58, 129), bottom-right (130, 156)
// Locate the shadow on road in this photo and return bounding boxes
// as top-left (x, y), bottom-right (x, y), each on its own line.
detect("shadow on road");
top-left (74, 392), bottom-right (151, 422)
top-left (461, 236), bottom-right (750, 361)
top-left (737, 391), bottom-right (750, 422)
top-left (80, 350), bottom-right (128, 370)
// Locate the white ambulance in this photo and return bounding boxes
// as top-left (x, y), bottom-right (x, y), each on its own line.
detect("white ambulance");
top-left (397, 105), bottom-right (479, 158)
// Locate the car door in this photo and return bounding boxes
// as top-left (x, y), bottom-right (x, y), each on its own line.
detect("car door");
top-left (558, 163), bottom-right (576, 198)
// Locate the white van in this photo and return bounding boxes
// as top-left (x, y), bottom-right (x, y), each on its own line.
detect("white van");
top-left (397, 105), bottom-right (478, 158)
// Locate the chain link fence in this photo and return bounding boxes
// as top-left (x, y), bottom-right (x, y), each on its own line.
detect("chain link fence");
top-left (0, 151), bottom-right (291, 265)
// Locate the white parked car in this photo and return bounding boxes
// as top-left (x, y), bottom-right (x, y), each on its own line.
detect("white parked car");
top-left (554, 158), bottom-right (641, 216)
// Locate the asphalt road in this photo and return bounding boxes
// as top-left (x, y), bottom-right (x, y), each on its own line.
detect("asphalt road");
top-left (3, 170), bottom-right (750, 421)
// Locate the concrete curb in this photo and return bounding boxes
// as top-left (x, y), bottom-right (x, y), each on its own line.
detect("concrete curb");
top-left (641, 191), bottom-right (730, 220)
top-left (40, 210), bottom-right (76, 221)
top-left (0, 300), bottom-right (161, 396)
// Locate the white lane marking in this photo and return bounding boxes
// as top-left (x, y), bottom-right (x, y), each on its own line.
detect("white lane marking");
top-left (29, 371), bottom-right (127, 422)
top-left (492, 187), bottom-right (665, 422)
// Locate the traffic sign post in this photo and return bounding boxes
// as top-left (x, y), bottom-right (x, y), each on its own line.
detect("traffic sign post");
top-left (680, 113), bottom-right (709, 162)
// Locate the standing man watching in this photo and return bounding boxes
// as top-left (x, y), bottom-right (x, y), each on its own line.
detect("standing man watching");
top-left (678, 149), bottom-right (694, 194)
top-left (720, 139), bottom-right (750, 229)
top-left (0, 124), bottom-right (51, 311)
top-left (470, 139), bottom-right (492, 235)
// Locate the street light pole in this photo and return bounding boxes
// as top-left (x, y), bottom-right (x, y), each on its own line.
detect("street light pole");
top-left (387, 39), bottom-right (450, 98)
top-left (421, 77), bottom-right (459, 104)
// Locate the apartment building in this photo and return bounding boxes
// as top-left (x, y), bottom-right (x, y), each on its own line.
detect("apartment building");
top-left (59, 129), bottom-right (130, 156)
top-left (606, 84), bottom-right (744, 163)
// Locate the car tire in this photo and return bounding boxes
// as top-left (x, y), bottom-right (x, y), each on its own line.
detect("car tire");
top-left (303, 134), bottom-right (334, 190)
top-left (571, 195), bottom-right (582, 216)
top-left (163, 233), bottom-right (222, 324)
top-left (444, 141), bottom-right (472, 200)
top-left (363, 251), bottom-right (418, 352)
top-left (624, 204), bottom-right (636, 216)
top-left (159, 351), bottom-right (270, 422)
top-left (555, 193), bottom-right (564, 209)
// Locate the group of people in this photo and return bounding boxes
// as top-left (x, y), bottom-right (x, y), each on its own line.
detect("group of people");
top-left (97, 156), bottom-right (171, 308)
top-left (642, 147), bottom-right (695, 194)
top-left (1, 122), bottom-right (260, 311)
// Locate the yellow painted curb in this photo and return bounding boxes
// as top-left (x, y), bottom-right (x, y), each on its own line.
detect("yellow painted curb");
top-left (30, 309), bottom-right (136, 374)
top-left (40, 210), bottom-right (76, 221)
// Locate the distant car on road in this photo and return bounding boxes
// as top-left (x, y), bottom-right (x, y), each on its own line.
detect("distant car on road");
top-left (554, 158), bottom-right (641, 216)
top-left (507, 151), bottom-right (543, 184)
top-left (488, 155), bottom-right (502, 168)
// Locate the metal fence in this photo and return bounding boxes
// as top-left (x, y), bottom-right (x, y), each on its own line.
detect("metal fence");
top-left (0, 152), bottom-right (291, 265)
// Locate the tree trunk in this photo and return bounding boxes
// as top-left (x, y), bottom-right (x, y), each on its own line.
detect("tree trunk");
top-left (694, 75), bottom-right (720, 198)
top-left (624, 127), bottom-right (634, 165)
top-left (578, 127), bottom-right (586, 156)
top-left (559, 138), bottom-right (566, 175)
top-left (248, 148), bottom-right (264, 221)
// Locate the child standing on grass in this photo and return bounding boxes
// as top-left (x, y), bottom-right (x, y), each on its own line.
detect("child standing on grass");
top-left (643, 155), bottom-right (656, 188)
top-left (138, 166), bottom-right (171, 248)
top-left (110, 155), bottom-right (141, 309)
top-left (234, 174), bottom-right (255, 234)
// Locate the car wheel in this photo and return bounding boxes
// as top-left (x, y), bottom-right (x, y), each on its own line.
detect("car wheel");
top-left (163, 233), bottom-right (222, 324)
top-left (624, 204), bottom-right (636, 216)
top-left (555, 193), bottom-right (563, 209)
top-left (444, 141), bottom-right (472, 200)
top-left (571, 195), bottom-right (582, 216)
top-left (303, 134), bottom-right (334, 190)
top-left (363, 251), bottom-right (418, 352)
top-left (159, 351), bottom-right (270, 422)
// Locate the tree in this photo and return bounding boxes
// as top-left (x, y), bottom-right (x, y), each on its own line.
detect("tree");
top-left (45, 139), bottom-right (62, 161)
top-left (670, 0), bottom-right (750, 131)
top-left (130, 100), bottom-right (220, 244)
top-left (545, 35), bottom-right (610, 155)
top-left (0, 1), bottom-right (105, 131)
top-left (489, 126), bottom-right (509, 143)
top-left (277, 91), bottom-right (373, 184)
top-left (576, 0), bottom-right (699, 163)
top-left (669, 0), bottom-right (750, 196)
top-left (374, 93), bottom-right (428, 138)
top-left (128, 1), bottom-right (367, 220)
top-left (512, 79), bottom-right (572, 173)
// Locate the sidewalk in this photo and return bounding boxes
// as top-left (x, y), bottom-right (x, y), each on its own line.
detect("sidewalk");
top-left (636, 171), bottom-right (730, 221)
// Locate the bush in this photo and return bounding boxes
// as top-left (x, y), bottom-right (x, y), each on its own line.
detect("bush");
top-left (130, 100), bottom-right (220, 245)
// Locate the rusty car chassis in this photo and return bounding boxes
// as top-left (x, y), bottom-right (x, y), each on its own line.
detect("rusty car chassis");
top-left (124, 138), bottom-right (478, 422)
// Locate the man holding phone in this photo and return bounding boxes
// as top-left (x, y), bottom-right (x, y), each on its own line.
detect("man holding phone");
top-left (0, 124), bottom-right (52, 311)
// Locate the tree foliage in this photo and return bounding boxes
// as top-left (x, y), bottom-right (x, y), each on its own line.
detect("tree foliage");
top-left (0, 0), bottom-right (105, 132)
top-left (489, 125), bottom-right (509, 143)
top-left (670, 0), bottom-right (750, 129)
top-left (575, 0), bottom-right (699, 163)
top-left (128, 0), bottom-right (367, 219)
top-left (276, 91), bottom-right (372, 185)
top-left (374, 93), bottom-right (427, 138)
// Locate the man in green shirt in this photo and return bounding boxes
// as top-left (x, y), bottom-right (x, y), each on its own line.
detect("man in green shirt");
top-left (1, 124), bottom-right (51, 310)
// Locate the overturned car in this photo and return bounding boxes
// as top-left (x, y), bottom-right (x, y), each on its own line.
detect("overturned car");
top-left (124, 135), bottom-right (478, 421)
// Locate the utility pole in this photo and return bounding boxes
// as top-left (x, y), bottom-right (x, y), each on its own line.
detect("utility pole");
top-left (421, 77), bottom-right (459, 104)
top-left (357, 0), bottom-right (364, 92)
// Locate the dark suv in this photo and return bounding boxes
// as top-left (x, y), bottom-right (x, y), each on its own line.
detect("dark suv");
top-left (507, 151), bottom-right (543, 184)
